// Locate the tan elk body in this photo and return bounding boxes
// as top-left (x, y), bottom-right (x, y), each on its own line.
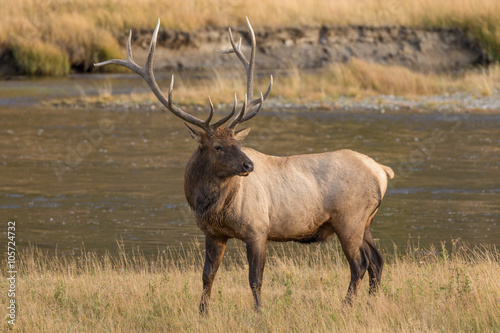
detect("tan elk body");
top-left (96, 18), bottom-right (394, 313)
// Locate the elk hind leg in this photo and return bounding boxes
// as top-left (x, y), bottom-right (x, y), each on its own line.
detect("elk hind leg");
top-left (336, 229), bottom-right (370, 306)
top-left (364, 229), bottom-right (384, 295)
top-left (344, 245), bottom-right (371, 306)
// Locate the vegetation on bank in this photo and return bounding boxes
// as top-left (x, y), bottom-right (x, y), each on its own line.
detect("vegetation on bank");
top-left (1, 241), bottom-right (499, 332)
top-left (45, 60), bottom-right (500, 107)
top-left (1, 0), bottom-right (500, 76)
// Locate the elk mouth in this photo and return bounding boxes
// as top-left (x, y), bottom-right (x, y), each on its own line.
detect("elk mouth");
top-left (239, 171), bottom-right (251, 177)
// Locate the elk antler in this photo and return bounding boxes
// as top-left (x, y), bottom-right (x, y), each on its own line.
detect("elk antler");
top-left (220, 17), bottom-right (273, 128)
top-left (94, 18), bottom-right (272, 134)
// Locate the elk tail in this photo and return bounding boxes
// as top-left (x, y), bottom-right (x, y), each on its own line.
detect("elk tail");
top-left (381, 165), bottom-right (394, 180)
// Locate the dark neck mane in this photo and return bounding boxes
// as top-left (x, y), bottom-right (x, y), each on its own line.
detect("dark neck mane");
top-left (184, 148), bottom-right (240, 220)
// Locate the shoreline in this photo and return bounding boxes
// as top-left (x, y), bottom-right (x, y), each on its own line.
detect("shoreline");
top-left (45, 89), bottom-right (500, 115)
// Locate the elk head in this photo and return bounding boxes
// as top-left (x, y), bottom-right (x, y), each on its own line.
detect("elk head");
top-left (94, 17), bottom-right (272, 178)
top-left (187, 125), bottom-right (253, 177)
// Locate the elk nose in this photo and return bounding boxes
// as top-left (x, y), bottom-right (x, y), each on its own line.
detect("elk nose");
top-left (242, 160), bottom-right (254, 173)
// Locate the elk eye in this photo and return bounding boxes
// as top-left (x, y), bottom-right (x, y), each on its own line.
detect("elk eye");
top-left (214, 145), bottom-right (223, 151)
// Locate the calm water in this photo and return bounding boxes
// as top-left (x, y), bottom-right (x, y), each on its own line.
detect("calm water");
top-left (1, 76), bottom-right (499, 255)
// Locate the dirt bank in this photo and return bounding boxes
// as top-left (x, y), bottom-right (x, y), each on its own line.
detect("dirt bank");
top-left (129, 25), bottom-right (491, 74)
top-left (0, 24), bottom-right (492, 76)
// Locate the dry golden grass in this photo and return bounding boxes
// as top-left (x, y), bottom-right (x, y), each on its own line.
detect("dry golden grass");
top-left (1, 241), bottom-right (499, 332)
top-left (1, 0), bottom-right (500, 76)
top-left (292, 61), bottom-right (500, 99)
top-left (45, 61), bottom-right (500, 107)
top-left (280, 60), bottom-right (451, 100)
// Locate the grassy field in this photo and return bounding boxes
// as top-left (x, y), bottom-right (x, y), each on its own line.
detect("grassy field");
top-left (2, 241), bottom-right (499, 332)
top-left (1, 0), bottom-right (500, 76)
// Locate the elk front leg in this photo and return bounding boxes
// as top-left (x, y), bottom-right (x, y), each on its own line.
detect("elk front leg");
top-left (199, 235), bottom-right (227, 315)
top-left (246, 237), bottom-right (267, 311)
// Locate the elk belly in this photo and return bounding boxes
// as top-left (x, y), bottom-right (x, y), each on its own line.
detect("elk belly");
top-left (266, 181), bottom-right (332, 242)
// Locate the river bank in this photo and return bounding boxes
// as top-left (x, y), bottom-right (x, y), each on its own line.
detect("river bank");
top-left (2, 0), bottom-right (499, 76)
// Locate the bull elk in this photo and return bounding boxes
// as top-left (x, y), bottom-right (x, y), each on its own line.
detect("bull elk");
top-left (95, 18), bottom-right (394, 313)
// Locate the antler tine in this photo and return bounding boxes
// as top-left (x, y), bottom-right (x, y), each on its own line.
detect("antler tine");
top-left (94, 19), bottom-right (214, 135)
top-left (241, 92), bottom-right (264, 123)
top-left (94, 29), bottom-right (141, 73)
top-left (248, 74), bottom-right (273, 108)
top-left (218, 18), bottom-right (254, 97)
top-left (206, 96), bottom-right (215, 126)
top-left (229, 29), bottom-right (249, 72)
top-left (242, 17), bottom-right (274, 107)
top-left (126, 30), bottom-right (134, 62)
top-left (219, 17), bottom-right (273, 129)
top-left (218, 37), bottom-right (242, 55)
top-left (245, 16), bottom-right (257, 103)
top-left (211, 93), bottom-right (238, 129)
top-left (228, 94), bottom-right (247, 130)
top-left (167, 75), bottom-right (213, 134)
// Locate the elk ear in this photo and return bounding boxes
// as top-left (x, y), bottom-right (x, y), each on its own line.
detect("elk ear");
top-left (185, 123), bottom-right (204, 144)
top-left (234, 127), bottom-right (251, 142)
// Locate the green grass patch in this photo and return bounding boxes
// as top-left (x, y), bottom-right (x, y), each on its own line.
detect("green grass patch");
top-left (12, 39), bottom-right (70, 76)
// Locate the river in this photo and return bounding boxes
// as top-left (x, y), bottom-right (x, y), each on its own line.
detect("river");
top-left (1, 75), bottom-right (499, 255)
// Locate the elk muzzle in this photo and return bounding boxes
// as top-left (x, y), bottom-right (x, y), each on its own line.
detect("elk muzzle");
top-left (240, 158), bottom-right (254, 176)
